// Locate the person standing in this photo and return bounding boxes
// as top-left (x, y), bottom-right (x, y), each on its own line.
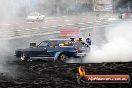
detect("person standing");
top-left (86, 33), bottom-right (91, 46)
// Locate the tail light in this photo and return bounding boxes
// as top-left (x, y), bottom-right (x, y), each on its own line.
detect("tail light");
top-left (76, 48), bottom-right (79, 54)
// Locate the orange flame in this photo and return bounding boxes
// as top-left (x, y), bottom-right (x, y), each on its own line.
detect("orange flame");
top-left (78, 66), bottom-right (86, 76)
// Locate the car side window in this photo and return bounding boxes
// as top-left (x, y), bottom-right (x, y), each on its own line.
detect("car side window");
top-left (59, 41), bottom-right (73, 46)
top-left (47, 41), bottom-right (58, 48)
top-left (38, 41), bottom-right (48, 47)
top-left (73, 42), bottom-right (87, 48)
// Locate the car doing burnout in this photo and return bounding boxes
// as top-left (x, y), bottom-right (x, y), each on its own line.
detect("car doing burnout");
top-left (15, 38), bottom-right (91, 62)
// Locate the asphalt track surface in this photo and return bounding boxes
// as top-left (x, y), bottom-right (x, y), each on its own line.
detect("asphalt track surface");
top-left (0, 14), bottom-right (112, 40)
top-left (0, 20), bottom-right (132, 88)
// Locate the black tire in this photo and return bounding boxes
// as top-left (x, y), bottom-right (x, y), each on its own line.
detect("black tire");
top-left (57, 53), bottom-right (68, 63)
top-left (20, 53), bottom-right (29, 62)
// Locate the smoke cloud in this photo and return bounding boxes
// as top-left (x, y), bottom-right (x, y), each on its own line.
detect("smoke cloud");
top-left (0, 0), bottom-right (33, 76)
top-left (84, 21), bottom-right (132, 63)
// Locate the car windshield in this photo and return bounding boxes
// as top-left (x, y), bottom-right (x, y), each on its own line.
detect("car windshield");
top-left (38, 41), bottom-right (48, 47)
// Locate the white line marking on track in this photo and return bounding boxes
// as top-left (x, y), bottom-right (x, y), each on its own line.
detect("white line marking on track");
top-left (31, 28), bottom-right (39, 30)
top-left (25, 29), bottom-right (30, 30)
top-left (0, 24), bottom-right (11, 26)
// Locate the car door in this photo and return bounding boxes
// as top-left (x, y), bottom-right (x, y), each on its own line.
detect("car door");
top-left (37, 41), bottom-right (51, 57)
top-left (30, 41), bottom-right (50, 57)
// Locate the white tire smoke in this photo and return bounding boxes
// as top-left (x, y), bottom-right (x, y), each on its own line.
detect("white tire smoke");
top-left (84, 21), bottom-right (132, 63)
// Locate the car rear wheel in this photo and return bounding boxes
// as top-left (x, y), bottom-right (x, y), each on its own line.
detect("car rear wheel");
top-left (58, 53), bottom-right (68, 62)
top-left (20, 53), bottom-right (28, 61)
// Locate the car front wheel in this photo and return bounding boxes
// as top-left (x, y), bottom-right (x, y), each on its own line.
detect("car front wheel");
top-left (57, 53), bottom-right (68, 62)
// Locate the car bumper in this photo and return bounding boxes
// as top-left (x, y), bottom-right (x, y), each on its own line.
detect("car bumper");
top-left (76, 53), bottom-right (86, 57)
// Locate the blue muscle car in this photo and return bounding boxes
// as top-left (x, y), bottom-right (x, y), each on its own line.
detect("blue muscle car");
top-left (15, 38), bottom-right (90, 62)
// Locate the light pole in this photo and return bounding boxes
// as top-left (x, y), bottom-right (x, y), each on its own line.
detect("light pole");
top-left (93, 0), bottom-right (96, 12)
top-left (128, 1), bottom-right (130, 16)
